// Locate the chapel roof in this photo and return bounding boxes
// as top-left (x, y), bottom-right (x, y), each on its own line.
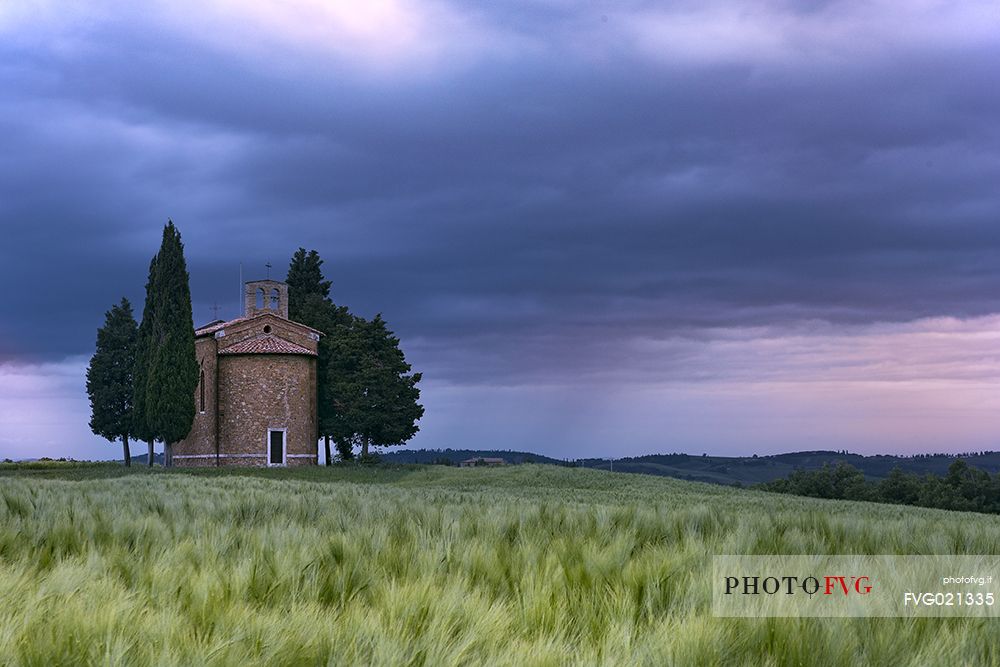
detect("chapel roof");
top-left (195, 319), bottom-right (228, 335)
top-left (195, 317), bottom-right (247, 336)
top-left (194, 312), bottom-right (323, 338)
top-left (218, 334), bottom-right (317, 356)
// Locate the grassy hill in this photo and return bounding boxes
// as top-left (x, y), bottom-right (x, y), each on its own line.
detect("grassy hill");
top-left (384, 448), bottom-right (1000, 486)
top-left (2, 462), bottom-right (1000, 665)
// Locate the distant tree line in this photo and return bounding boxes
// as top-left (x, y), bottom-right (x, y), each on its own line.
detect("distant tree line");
top-left (86, 223), bottom-right (422, 466)
top-left (756, 460), bottom-right (1000, 514)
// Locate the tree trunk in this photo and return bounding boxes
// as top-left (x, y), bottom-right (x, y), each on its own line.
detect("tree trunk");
top-left (164, 442), bottom-right (172, 467)
top-left (147, 440), bottom-right (154, 467)
top-left (122, 435), bottom-right (131, 467)
top-left (362, 437), bottom-right (369, 458)
top-left (324, 435), bottom-right (332, 466)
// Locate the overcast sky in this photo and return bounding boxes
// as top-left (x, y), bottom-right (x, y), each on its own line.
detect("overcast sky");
top-left (2, 0), bottom-right (1000, 461)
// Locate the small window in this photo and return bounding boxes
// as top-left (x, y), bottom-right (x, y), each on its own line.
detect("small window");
top-left (256, 288), bottom-right (265, 309)
top-left (270, 288), bottom-right (280, 310)
top-left (199, 370), bottom-right (205, 413)
top-left (263, 325), bottom-right (272, 334)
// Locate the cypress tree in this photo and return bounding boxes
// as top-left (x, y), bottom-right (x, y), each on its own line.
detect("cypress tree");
top-left (86, 298), bottom-right (139, 466)
top-left (325, 314), bottom-right (423, 459)
top-left (286, 249), bottom-right (350, 464)
top-left (287, 248), bottom-right (332, 317)
top-left (132, 254), bottom-right (157, 465)
top-left (140, 221), bottom-right (199, 465)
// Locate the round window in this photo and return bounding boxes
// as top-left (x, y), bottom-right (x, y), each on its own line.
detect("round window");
top-left (263, 325), bottom-right (272, 334)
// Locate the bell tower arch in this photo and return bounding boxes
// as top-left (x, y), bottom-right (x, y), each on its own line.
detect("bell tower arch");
top-left (244, 279), bottom-right (289, 318)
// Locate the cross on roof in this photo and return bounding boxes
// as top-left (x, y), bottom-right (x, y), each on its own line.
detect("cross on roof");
top-left (265, 261), bottom-right (272, 279)
top-left (210, 302), bottom-right (221, 319)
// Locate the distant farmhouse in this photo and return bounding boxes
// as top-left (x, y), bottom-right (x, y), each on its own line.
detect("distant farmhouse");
top-left (459, 457), bottom-right (506, 467)
top-left (174, 280), bottom-right (320, 467)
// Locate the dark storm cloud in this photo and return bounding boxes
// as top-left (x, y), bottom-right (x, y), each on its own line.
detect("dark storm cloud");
top-left (2, 0), bottom-right (1000, 387)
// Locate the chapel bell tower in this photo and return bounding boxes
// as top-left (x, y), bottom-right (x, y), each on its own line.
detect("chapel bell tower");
top-left (244, 279), bottom-right (289, 319)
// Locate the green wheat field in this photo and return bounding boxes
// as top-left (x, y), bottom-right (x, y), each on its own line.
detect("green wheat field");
top-left (2, 462), bottom-right (1000, 666)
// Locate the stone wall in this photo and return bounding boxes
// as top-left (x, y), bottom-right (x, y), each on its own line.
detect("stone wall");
top-left (173, 337), bottom-right (218, 462)
top-left (171, 454), bottom-right (317, 467)
top-left (216, 354), bottom-right (318, 464)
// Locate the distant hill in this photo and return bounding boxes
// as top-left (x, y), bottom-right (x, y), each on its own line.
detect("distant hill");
top-left (577, 450), bottom-right (1000, 485)
top-left (122, 449), bottom-right (563, 467)
top-left (379, 448), bottom-right (567, 466)
top-left (120, 450), bottom-right (559, 467)
top-left (380, 448), bottom-right (1000, 486)
top-left (113, 446), bottom-right (1000, 488)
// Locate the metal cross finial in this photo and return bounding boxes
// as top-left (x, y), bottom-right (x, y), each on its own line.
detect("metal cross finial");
top-left (210, 302), bottom-right (221, 319)
top-left (265, 261), bottom-right (272, 279)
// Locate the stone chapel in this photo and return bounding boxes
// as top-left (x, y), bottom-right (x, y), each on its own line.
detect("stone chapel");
top-left (173, 280), bottom-right (321, 466)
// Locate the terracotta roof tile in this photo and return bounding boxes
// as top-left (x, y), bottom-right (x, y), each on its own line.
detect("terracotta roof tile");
top-left (218, 334), bottom-right (316, 356)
